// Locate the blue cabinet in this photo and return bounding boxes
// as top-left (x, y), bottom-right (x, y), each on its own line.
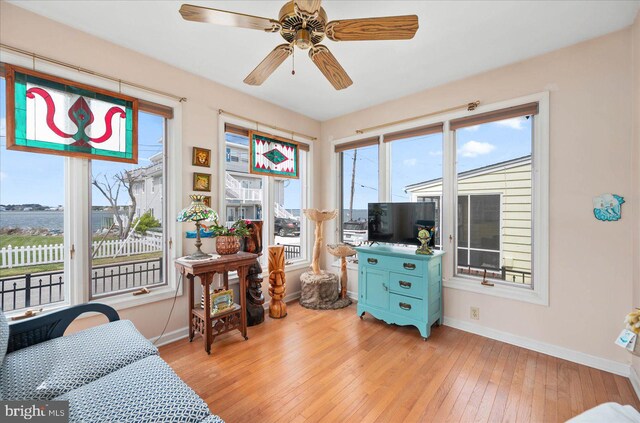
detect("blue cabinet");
top-left (355, 246), bottom-right (444, 339)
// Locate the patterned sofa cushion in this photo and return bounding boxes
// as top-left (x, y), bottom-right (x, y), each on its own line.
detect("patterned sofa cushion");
top-left (56, 355), bottom-right (223, 423)
top-left (0, 319), bottom-right (157, 400)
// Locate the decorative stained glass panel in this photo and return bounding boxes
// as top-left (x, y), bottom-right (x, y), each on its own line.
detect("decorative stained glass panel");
top-left (5, 64), bottom-right (138, 163)
top-left (248, 130), bottom-right (299, 179)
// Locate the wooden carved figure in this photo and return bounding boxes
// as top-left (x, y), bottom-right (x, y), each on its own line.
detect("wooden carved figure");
top-left (268, 245), bottom-right (287, 318)
top-left (303, 209), bottom-right (338, 274)
top-left (244, 221), bottom-right (265, 326)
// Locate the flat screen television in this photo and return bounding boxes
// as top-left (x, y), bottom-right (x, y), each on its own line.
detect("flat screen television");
top-left (367, 202), bottom-right (436, 246)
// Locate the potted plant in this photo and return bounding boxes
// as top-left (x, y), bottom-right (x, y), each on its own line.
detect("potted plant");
top-left (209, 218), bottom-right (251, 255)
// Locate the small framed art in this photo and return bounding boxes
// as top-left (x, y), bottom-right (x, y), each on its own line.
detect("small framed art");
top-left (193, 173), bottom-right (211, 191)
top-left (192, 147), bottom-right (211, 167)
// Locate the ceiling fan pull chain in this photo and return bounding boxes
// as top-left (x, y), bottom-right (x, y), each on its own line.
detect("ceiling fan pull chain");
top-left (292, 48), bottom-right (296, 76)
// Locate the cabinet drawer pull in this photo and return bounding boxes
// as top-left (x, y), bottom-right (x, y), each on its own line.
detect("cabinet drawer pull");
top-left (399, 302), bottom-right (412, 310)
top-left (403, 263), bottom-right (416, 270)
top-left (367, 258), bottom-right (378, 265)
top-left (399, 281), bottom-right (412, 289)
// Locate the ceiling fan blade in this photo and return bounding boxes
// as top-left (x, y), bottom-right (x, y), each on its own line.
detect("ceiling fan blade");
top-left (179, 4), bottom-right (281, 32)
top-left (244, 44), bottom-right (293, 86)
top-left (326, 15), bottom-right (419, 41)
top-left (294, 0), bottom-right (322, 18)
top-left (308, 45), bottom-right (352, 90)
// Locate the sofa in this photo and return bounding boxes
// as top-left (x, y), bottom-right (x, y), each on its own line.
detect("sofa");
top-left (0, 303), bottom-right (223, 423)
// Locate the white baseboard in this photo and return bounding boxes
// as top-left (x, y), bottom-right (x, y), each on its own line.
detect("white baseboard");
top-left (443, 316), bottom-right (631, 377)
top-left (150, 326), bottom-right (189, 347)
top-left (262, 290), bottom-right (302, 310)
top-left (347, 290), bottom-right (358, 302)
top-left (284, 290), bottom-right (301, 303)
top-left (630, 366), bottom-right (640, 400)
top-left (150, 292), bottom-right (306, 347)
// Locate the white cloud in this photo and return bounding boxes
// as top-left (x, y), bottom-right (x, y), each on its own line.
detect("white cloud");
top-left (494, 117), bottom-right (526, 130)
top-left (403, 158), bottom-right (418, 166)
top-left (462, 125), bottom-right (480, 132)
top-left (458, 140), bottom-right (495, 157)
top-left (429, 151), bottom-right (442, 156)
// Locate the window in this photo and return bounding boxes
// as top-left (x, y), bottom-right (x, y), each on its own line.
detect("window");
top-left (0, 77), bottom-right (67, 311)
top-left (222, 123), bottom-right (308, 263)
top-left (334, 96), bottom-right (548, 304)
top-left (0, 69), bottom-right (178, 313)
top-left (337, 138), bottom-right (379, 244)
top-left (389, 125), bottom-right (443, 247)
top-left (90, 112), bottom-right (167, 299)
top-left (454, 110), bottom-right (534, 287)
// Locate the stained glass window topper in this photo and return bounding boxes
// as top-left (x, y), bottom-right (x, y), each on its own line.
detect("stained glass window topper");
top-left (248, 131), bottom-right (299, 179)
top-left (5, 64), bottom-right (138, 164)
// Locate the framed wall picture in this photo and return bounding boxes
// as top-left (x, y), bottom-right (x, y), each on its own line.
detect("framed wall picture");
top-left (192, 147), bottom-right (211, 167)
top-left (202, 195), bottom-right (212, 207)
top-left (5, 64), bottom-right (138, 164)
top-left (248, 130), bottom-right (299, 179)
top-left (193, 173), bottom-right (211, 191)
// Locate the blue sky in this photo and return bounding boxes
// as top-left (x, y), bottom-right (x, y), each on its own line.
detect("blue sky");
top-left (0, 78), bottom-right (164, 207)
top-left (343, 117), bottom-right (532, 209)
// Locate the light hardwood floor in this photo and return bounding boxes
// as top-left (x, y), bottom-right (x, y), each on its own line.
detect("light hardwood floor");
top-left (160, 302), bottom-right (640, 422)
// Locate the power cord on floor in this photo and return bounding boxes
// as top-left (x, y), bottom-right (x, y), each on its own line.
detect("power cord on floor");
top-left (153, 273), bottom-right (182, 346)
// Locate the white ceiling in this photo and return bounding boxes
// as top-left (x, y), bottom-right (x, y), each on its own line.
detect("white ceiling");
top-left (8, 0), bottom-right (640, 121)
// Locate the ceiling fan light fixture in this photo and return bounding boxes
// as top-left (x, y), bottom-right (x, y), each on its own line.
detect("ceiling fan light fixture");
top-left (179, 1), bottom-right (419, 90)
top-left (294, 29), bottom-right (313, 50)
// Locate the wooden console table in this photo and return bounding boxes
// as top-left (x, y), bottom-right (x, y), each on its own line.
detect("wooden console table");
top-left (175, 252), bottom-right (258, 354)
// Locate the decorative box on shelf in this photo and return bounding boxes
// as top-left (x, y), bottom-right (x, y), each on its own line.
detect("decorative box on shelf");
top-left (355, 245), bottom-right (444, 340)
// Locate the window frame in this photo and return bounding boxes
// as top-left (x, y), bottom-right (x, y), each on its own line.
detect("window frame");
top-left (88, 112), bottom-right (169, 301)
top-left (332, 92), bottom-right (549, 305)
top-left (217, 114), bottom-right (313, 275)
top-left (0, 51), bottom-right (183, 318)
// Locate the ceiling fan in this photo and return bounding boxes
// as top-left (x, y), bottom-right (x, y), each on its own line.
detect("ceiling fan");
top-left (179, 1), bottom-right (419, 90)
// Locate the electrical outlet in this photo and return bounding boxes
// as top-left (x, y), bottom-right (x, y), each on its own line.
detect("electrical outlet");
top-left (470, 307), bottom-right (480, 320)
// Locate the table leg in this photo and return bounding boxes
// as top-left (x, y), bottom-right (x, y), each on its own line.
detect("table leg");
top-left (188, 274), bottom-right (195, 342)
top-left (239, 266), bottom-right (248, 340)
top-left (202, 273), bottom-right (213, 354)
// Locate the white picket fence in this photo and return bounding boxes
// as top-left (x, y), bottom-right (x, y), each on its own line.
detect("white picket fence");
top-left (0, 235), bottom-right (163, 269)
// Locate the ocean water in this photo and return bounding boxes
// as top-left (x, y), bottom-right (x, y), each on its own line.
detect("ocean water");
top-left (0, 211), bottom-right (115, 232)
top-left (342, 209), bottom-right (368, 222)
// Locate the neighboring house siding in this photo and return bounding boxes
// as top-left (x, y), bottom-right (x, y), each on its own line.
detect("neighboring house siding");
top-left (130, 156), bottom-right (164, 223)
top-left (408, 158), bottom-right (532, 284)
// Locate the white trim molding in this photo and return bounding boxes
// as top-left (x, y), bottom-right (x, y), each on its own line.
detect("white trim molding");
top-left (630, 365), bottom-right (640, 400)
top-left (444, 316), bottom-right (631, 377)
top-left (151, 326), bottom-right (189, 348)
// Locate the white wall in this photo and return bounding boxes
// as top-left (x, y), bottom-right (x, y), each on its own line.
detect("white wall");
top-left (320, 27), bottom-right (637, 370)
top-left (0, 2), bottom-right (320, 339)
top-left (631, 10), bottom-right (640, 380)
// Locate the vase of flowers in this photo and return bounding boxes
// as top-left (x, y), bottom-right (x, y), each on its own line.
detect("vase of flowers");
top-left (210, 218), bottom-right (251, 255)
